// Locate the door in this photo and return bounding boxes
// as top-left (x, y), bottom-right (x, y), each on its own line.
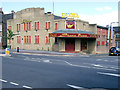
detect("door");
top-left (81, 40), bottom-right (87, 51)
top-left (65, 38), bottom-right (75, 52)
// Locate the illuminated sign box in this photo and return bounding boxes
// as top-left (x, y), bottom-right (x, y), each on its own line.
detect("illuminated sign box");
top-left (66, 20), bottom-right (75, 29)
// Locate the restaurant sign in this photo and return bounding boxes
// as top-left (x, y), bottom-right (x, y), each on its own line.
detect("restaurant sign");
top-left (61, 13), bottom-right (79, 18)
top-left (49, 33), bottom-right (99, 38)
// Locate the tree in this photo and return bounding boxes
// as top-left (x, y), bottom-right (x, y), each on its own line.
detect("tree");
top-left (7, 29), bottom-right (15, 40)
top-left (7, 29), bottom-right (15, 49)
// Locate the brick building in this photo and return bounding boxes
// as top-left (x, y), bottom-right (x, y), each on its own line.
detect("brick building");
top-left (7, 7), bottom-right (115, 54)
top-left (114, 26), bottom-right (120, 48)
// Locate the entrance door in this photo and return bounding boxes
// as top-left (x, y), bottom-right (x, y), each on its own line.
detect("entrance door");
top-left (65, 39), bottom-right (75, 52)
top-left (81, 40), bottom-right (87, 51)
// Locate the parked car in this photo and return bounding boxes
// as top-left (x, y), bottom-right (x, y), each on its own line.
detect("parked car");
top-left (109, 47), bottom-right (120, 56)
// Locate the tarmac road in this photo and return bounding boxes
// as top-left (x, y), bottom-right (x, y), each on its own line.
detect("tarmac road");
top-left (1, 53), bottom-right (119, 89)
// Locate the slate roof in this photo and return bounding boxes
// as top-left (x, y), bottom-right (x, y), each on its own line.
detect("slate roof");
top-left (52, 29), bottom-right (95, 34)
top-left (54, 15), bottom-right (66, 20)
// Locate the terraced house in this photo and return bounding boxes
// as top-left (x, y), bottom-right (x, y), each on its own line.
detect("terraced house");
top-left (7, 7), bottom-right (115, 54)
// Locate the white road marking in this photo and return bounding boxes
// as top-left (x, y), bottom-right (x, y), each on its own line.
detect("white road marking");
top-left (104, 60), bottom-right (108, 62)
top-left (97, 59), bottom-right (102, 61)
top-left (10, 82), bottom-right (19, 86)
top-left (67, 84), bottom-right (84, 89)
top-left (43, 60), bottom-right (52, 63)
top-left (23, 85), bottom-right (32, 89)
top-left (94, 67), bottom-right (116, 71)
top-left (64, 61), bottom-right (91, 68)
top-left (97, 72), bottom-right (120, 77)
top-left (92, 64), bottom-right (104, 67)
top-left (0, 79), bottom-right (7, 83)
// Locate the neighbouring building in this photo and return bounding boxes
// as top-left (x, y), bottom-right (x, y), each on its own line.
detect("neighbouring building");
top-left (96, 25), bottom-right (115, 54)
top-left (114, 26), bottom-right (120, 48)
top-left (7, 7), bottom-right (115, 54)
top-left (2, 11), bottom-right (14, 49)
top-left (0, 8), bottom-right (2, 47)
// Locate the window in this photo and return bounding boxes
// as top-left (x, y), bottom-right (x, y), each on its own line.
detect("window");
top-left (102, 41), bottom-right (105, 45)
top-left (46, 36), bottom-right (48, 43)
top-left (17, 36), bottom-right (21, 43)
top-left (24, 23), bottom-right (31, 30)
top-left (24, 36), bottom-right (26, 43)
top-left (102, 29), bottom-right (105, 35)
top-left (97, 41), bottom-right (100, 46)
top-left (8, 39), bottom-right (11, 44)
top-left (35, 35), bottom-right (39, 44)
top-left (17, 24), bottom-right (21, 31)
top-left (8, 26), bottom-right (12, 30)
top-left (35, 22), bottom-right (39, 30)
top-left (106, 30), bottom-right (108, 37)
top-left (46, 22), bottom-right (50, 29)
top-left (46, 36), bottom-right (50, 44)
top-left (55, 23), bottom-right (57, 30)
top-left (55, 37), bottom-right (58, 44)
top-left (24, 36), bottom-right (31, 44)
top-left (97, 28), bottom-right (101, 35)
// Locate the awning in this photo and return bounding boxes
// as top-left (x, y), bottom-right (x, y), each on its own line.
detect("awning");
top-left (49, 29), bottom-right (99, 38)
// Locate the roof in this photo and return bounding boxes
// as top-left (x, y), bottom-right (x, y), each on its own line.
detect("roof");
top-left (52, 29), bottom-right (95, 34)
top-left (97, 25), bottom-right (108, 29)
top-left (54, 15), bottom-right (66, 20)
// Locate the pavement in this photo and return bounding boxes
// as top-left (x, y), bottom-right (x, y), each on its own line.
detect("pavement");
top-left (0, 49), bottom-right (109, 57)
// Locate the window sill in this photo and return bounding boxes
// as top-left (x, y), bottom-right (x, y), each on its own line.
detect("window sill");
top-left (24, 43), bottom-right (31, 44)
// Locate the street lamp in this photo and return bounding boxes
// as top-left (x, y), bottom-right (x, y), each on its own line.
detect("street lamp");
top-left (107, 22), bottom-right (119, 49)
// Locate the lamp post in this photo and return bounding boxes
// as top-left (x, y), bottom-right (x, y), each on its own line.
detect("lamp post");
top-left (107, 22), bottom-right (119, 49)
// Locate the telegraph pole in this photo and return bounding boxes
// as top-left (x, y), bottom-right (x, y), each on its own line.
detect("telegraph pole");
top-left (53, 1), bottom-right (54, 15)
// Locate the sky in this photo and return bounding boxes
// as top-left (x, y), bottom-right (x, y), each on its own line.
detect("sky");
top-left (0, 0), bottom-right (119, 27)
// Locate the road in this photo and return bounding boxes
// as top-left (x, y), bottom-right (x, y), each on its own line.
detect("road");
top-left (0, 53), bottom-right (119, 89)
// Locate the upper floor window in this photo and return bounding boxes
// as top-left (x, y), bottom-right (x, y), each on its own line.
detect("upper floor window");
top-left (106, 30), bottom-right (108, 37)
top-left (46, 22), bottom-right (50, 30)
top-left (102, 29), bottom-right (105, 36)
top-left (35, 22), bottom-right (39, 30)
top-left (97, 28), bottom-right (101, 35)
top-left (8, 26), bottom-right (12, 30)
top-left (17, 24), bottom-right (21, 31)
top-left (55, 23), bottom-right (57, 30)
top-left (24, 23), bottom-right (31, 30)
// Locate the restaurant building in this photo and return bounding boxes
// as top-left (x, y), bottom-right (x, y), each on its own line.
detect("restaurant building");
top-left (7, 7), bottom-right (115, 54)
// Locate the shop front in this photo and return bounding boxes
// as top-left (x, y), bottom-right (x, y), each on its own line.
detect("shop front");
top-left (49, 29), bottom-right (98, 54)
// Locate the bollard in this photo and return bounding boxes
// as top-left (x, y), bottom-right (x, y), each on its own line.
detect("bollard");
top-left (17, 47), bottom-right (19, 52)
top-left (5, 48), bottom-right (9, 55)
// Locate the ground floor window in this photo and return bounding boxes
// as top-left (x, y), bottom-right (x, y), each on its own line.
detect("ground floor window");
top-left (46, 36), bottom-right (50, 44)
top-left (24, 36), bottom-right (31, 44)
top-left (17, 36), bottom-right (21, 43)
top-left (35, 35), bottom-right (39, 44)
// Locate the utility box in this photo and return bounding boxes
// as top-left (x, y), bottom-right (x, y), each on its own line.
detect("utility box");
top-left (17, 47), bottom-right (19, 52)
